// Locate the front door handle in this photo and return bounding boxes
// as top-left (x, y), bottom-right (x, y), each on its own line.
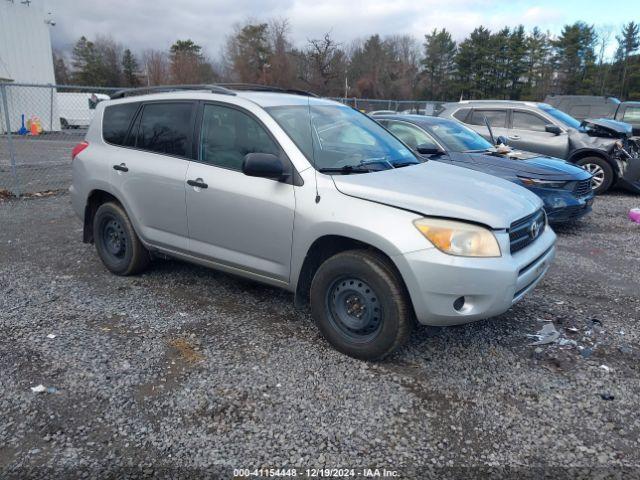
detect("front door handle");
top-left (187, 178), bottom-right (208, 189)
top-left (113, 163), bottom-right (128, 172)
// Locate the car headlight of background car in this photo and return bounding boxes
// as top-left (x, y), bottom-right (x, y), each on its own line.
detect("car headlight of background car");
top-left (517, 176), bottom-right (568, 188)
top-left (413, 218), bottom-right (501, 257)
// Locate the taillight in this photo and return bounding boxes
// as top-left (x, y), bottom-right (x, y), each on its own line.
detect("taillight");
top-left (71, 141), bottom-right (89, 161)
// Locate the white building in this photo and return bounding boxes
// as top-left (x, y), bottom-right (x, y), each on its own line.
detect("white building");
top-left (0, 0), bottom-right (60, 132)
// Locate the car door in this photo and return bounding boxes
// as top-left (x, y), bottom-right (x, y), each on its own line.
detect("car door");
top-left (508, 109), bottom-right (569, 158)
top-left (109, 101), bottom-right (195, 251)
top-left (185, 102), bottom-right (296, 282)
top-left (465, 109), bottom-right (510, 142)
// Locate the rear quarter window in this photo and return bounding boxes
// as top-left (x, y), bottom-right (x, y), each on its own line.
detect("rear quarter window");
top-left (103, 102), bottom-right (139, 145)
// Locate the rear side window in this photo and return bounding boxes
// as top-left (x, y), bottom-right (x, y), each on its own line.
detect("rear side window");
top-left (468, 109), bottom-right (507, 128)
top-left (103, 103), bottom-right (139, 145)
top-left (135, 102), bottom-right (194, 157)
top-left (512, 111), bottom-right (547, 132)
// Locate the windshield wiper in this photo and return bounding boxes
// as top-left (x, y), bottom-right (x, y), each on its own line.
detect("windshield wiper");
top-left (318, 166), bottom-right (373, 174)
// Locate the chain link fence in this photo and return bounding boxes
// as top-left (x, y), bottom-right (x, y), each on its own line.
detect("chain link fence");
top-left (0, 83), bottom-right (119, 196)
top-left (0, 83), bottom-right (444, 196)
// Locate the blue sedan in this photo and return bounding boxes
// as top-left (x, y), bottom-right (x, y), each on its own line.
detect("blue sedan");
top-left (375, 115), bottom-right (594, 224)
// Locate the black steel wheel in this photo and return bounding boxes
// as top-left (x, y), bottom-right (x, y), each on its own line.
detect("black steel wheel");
top-left (93, 202), bottom-right (150, 276)
top-left (326, 276), bottom-right (383, 344)
top-left (310, 250), bottom-right (413, 360)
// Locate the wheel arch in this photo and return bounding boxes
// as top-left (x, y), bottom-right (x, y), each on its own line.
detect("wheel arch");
top-left (568, 149), bottom-right (619, 178)
top-left (293, 234), bottom-right (409, 309)
top-left (82, 189), bottom-right (122, 243)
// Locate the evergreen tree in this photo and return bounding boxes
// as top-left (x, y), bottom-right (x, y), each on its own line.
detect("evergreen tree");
top-left (421, 29), bottom-right (456, 100)
top-left (122, 49), bottom-right (139, 87)
top-left (615, 22), bottom-right (640, 98)
top-left (552, 22), bottom-right (597, 94)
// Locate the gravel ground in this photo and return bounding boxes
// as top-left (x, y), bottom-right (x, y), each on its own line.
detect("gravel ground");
top-left (1, 191), bottom-right (639, 479)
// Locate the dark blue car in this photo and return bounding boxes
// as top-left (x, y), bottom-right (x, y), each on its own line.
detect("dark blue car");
top-left (375, 115), bottom-right (594, 224)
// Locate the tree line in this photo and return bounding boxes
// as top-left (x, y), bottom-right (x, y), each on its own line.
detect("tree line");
top-left (53, 19), bottom-right (640, 101)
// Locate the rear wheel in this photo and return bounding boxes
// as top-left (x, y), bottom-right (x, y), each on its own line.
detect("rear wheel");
top-left (93, 202), bottom-right (150, 275)
top-left (310, 250), bottom-right (413, 360)
top-left (576, 156), bottom-right (614, 194)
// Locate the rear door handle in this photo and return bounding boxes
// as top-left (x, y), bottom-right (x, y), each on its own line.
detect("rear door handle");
top-left (508, 135), bottom-right (521, 140)
top-left (187, 178), bottom-right (208, 189)
top-left (113, 163), bottom-right (128, 172)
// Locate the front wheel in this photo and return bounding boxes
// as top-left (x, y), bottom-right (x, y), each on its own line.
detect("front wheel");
top-left (93, 202), bottom-right (150, 276)
top-left (310, 250), bottom-right (413, 361)
top-left (576, 157), bottom-right (614, 194)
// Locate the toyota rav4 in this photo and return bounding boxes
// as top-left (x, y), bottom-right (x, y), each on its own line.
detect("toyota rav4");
top-left (70, 85), bottom-right (556, 360)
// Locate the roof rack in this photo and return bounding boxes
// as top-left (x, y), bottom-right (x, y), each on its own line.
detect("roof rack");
top-left (109, 83), bottom-right (318, 100)
top-left (109, 84), bottom-right (235, 99)
top-left (217, 83), bottom-right (318, 97)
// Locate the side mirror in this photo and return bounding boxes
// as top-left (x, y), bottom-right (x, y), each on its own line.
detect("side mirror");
top-left (416, 144), bottom-right (444, 155)
top-left (242, 153), bottom-right (285, 180)
top-left (496, 135), bottom-right (509, 146)
top-left (545, 124), bottom-right (562, 135)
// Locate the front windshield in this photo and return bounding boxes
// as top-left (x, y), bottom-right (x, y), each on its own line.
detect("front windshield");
top-left (426, 120), bottom-right (493, 152)
top-left (539, 104), bottom-right (581, 129)
top-left (266, 104), bottom-right (419, 172)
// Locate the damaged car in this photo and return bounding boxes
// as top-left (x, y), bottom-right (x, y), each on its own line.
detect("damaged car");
top-left (437, 100), bottom-right (640, 194)
top-left (376, 114), bottom-right (594, 224)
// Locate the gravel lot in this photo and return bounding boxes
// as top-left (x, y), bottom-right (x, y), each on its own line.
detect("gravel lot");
top-left (1, 191), bottom-right (639, 478)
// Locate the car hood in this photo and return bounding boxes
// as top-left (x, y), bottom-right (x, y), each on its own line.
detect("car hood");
top-left (332, 161), bottom-right (543, 229)
top-left (580, 118), bottom-right (632, 138)
top-left (452, 151), bottom-right (590, 180)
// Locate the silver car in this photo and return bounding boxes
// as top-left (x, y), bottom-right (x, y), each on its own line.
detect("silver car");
top-left (438, 100), bottom-right (640, 194)
top-left (70, 86), bottom-right (556, 360)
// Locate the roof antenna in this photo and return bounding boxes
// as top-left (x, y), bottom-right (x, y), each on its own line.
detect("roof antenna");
top-left (307, 97), bottom-right (320, 203)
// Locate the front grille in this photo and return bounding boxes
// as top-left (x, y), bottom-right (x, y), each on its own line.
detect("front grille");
top-left (574, 179), bottom-right (593, 197)
top-left (509, 209), bottom-right (546, 254)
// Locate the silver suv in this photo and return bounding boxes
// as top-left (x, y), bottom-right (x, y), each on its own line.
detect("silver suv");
top-left (70, 85), bottom-right (556, 360)
top-left (438, 100), bottom-right (640, 194)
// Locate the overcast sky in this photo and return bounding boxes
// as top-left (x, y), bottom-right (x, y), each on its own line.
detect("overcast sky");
top-left (43, 0), bottom-right (633, 58)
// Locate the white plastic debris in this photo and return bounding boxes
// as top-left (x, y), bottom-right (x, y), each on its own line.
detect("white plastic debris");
top-left (600, 365), bottom-right (611, 373)
top-left (46, 334), bottom-right (56, 339)
top-left (31, 385), bottom-right (46, 393)
top-left (528, 323), bottom-right (560, 346)
top-left (178, 312), bottom-right (188, 317)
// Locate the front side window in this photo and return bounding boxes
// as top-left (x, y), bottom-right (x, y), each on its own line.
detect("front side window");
top-left (266, 105), bottom-right (418, 172)
top-left (512, 111), bottom-right (547, 132)
top-left (103, 102), bottom-right (139, 146)
top-left (200, 104), bottom-right (279, 171)
top-left (384, 121), bottom-right (439, 150)
top-left (468, 109), bottom-right (507, 128)
top-left (135, 102), bottom-right (194, 157)
top-left (623, 107), bottom-right (640, 122)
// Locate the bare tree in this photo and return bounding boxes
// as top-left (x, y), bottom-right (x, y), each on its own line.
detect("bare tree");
top-left (142, 49), bottom-right (169, 86)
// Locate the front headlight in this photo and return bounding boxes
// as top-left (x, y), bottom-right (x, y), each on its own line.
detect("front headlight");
top-left (413, 218), bottom-right (501, 257)
top-left (517, 176), bottom-right (567, 188)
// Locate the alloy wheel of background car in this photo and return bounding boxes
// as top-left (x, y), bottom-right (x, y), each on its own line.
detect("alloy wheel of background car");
top-left (577, 157), bottom-right (613, 194)
top-left (326, 276), bottom-right (383, 343)
top-left (584, 163), bottom-right (605, 189)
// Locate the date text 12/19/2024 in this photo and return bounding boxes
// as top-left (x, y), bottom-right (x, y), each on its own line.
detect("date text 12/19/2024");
top-left (233, 468), bottom-right (399, 477)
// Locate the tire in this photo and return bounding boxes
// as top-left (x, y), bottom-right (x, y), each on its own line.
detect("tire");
top-left (93, 202), bottom-right (150, 276)
top-left (310, 250), bottom-right (413, 361)
top-left (576, 156), bottom-right (614, 194)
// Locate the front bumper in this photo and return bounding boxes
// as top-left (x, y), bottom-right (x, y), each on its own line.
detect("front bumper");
top-left (394, 227), bottom-right (556, 326)
top-left (527, 186), bottom-right (594, 224)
